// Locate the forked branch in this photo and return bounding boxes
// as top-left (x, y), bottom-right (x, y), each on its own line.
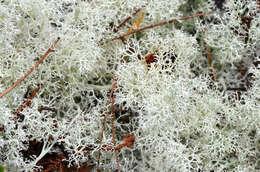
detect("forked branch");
top-left (112, 11), bottom-right (214, 41)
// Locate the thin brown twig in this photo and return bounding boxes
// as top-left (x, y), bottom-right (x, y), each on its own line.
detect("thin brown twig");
top-left (201, 22), bottom-right (216, 82)
top-left (112, 11), bottom-right (214, 41)
top-left (97, 78), bottom-right (118, 166)
top-left (110, 88), bottom-right (121, 172)
top-left (111, 95), bottom-right (116, 146)
top-left (38, 106), bottom-right (57, 113)
top-left (11, 84), bottom-right (40, 120)
top-left (0, 37), bottom-right (60, 99)
top-left (204, 42), bottom-right (216, 82)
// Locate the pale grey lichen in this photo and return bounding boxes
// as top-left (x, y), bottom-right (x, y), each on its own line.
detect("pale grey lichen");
top-left (0, 0), bottom-right (259, 171)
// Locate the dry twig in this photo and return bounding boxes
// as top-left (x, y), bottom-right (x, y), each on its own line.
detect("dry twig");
top-left (97, 78), bottom-right (118, 168)
top-left (0, 37), bottom-right (60, 99)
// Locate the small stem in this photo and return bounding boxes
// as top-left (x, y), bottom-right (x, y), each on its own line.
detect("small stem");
top-left (12, 84), bottom-right (40, 120)
top-left (110, 86), bottom-right (121, 172)
top-left (205, 42), bottom-right (216, 82)
top-left (38, 106), bottom-right (57, 113)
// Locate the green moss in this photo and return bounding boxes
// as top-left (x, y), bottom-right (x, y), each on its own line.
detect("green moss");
top-left (0, 166), bottom-right (4, 172)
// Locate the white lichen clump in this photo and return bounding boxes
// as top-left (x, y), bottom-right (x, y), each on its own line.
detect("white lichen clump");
top-left (0, 0), bottom-right (260, 171)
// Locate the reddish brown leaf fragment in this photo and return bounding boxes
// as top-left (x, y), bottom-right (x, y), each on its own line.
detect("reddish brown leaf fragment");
top-left (145, 53), bottom-right (157, 65)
